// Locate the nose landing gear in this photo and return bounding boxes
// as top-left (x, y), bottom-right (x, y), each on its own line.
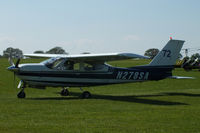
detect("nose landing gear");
top-left (17, 89), bottom-right (26, 98)
top-left (17, 81), bottom-right (26, 98)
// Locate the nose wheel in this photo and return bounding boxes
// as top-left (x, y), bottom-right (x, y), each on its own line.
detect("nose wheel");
top-left (17, 81), bottom-right (26, 98)
top-left (17, 89), bottom-right (26, 98)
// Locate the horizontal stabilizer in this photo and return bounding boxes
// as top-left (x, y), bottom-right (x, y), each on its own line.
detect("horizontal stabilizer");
top-left (168, 76), bottom-right (195, 79)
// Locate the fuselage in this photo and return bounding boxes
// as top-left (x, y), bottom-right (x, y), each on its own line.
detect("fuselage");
top-left (13, 63), bottom-right (173, 88)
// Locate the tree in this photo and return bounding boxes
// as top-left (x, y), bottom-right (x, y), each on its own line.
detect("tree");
top-left (3, 47), bottom-right (23, 58)
top-left (144, 48), bottom-right (159, 59)
top-left (34, 50), bottom-right (44, 54)
top-left (46, 47), bottom-right (68, 54)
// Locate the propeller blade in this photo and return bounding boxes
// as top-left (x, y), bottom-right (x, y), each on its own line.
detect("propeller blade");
top-left (15, 58), bottom-right (21, 68)
top-left (8, 57), bottom-right (15, 66)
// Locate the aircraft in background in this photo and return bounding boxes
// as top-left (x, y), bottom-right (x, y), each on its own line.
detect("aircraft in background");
top-left (7, 39), bottom-right (191, 98)
top-left (176, 57), bottom-right (200, 71)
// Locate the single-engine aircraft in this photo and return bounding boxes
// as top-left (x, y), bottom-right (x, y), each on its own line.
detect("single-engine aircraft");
top-left (7, 39), bottom-right (191, 98)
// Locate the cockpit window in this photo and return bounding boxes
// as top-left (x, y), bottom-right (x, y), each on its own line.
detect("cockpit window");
top-left (41, 57), bottom-right (63, 69)
top-left (51, 59), bottom-right (63, 68)
top-left (62, 61), bottom-right (74, 70)
top-left (41, 57), bottom-right (60, 65)
top-left (42, 58), bottom-right (109, 71)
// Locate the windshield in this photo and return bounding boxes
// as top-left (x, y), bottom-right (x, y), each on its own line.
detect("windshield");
top-left (41, 57), bottom-right (62, 69)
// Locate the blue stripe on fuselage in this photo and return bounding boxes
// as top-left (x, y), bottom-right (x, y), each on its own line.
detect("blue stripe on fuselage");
top-left (17, 66), bottom-right (172, 81)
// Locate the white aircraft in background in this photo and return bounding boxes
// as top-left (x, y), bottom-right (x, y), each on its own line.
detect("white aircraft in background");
top-left (8, 39), bottom-right (191, 98)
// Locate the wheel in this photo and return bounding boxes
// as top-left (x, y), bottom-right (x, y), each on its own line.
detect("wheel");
top-left (82, 91), bottom-right (91, 99)
top-left (17, 91), bottom-right (26, 98)
top-left (60, 89), bottom-right (69, 96)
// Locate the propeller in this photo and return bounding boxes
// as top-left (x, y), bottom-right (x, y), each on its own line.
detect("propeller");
top-left (8, 56), bottom-right (21, 89)
top-left (8, 56), bottom-right (20, 68)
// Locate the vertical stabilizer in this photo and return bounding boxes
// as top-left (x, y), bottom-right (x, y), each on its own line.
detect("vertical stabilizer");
top-left (148, 39), bottom-right (184, 66)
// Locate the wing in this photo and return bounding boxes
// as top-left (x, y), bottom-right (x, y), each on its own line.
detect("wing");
top-left (24, 53), bottom-right (149, 62)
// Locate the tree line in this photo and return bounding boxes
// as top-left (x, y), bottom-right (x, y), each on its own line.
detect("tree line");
top-left (0, 47), bottom-right (159, 58)
top-left (1, 46), bottom-right (68, 58)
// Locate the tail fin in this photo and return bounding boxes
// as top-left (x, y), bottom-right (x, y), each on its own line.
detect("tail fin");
top-left (148, 39), bottom-right (184, 66)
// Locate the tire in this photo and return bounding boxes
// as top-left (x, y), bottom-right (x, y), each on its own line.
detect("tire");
top-left (17, 91), bottom-right (26, 98)
top-left (82, 91), bottom-right (91, 99)
top-left (60, 89), bottom-right (69, 96)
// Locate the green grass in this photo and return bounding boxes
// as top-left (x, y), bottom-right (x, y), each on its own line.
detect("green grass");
top-left (0, 58), bottom-right (200, 133)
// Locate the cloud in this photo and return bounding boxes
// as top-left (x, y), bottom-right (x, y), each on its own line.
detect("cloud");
top-left (74, 39), bottom-right (96, 45)
top-left (123, 35), bottom-right (140, 41)
top-left (0, 36), bottom-right (16, 53)
top-left (55, 38), bottom-right (100, 54)
top-left (0, 36), bottom-right (15, 43)
top-left (59, 39), bottom-right (97, 47)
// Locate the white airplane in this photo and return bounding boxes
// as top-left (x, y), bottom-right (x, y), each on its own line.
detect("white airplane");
top-left (7, 39), bottom-right (190, 98)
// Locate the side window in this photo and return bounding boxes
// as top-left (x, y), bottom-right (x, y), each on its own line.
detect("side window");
top-left (60, 62), bottom-right (85, 71)
top-left (84, 63), bottom-right (94, 71)
top-left (73, 62), bottom-right (94, 71)
top-left (74, 63), bottom-right (80, 70)
top-left (63, 61), bottom-right (74, 70)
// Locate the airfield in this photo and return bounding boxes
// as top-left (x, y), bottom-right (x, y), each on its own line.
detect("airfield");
top-left (0, 58), bottom-right (200, 133)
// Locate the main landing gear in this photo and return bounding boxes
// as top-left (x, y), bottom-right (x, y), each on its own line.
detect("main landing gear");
top-left (60, 87), bottom-right (91, 99)
top-left (60, 87), bottom-right (70, 96)
top-left (17, 81), bottom-right (26, 98)
top-left (81, 91), bottom-right (91, 99)
top-left (80, 87), bottom-right (91, 99)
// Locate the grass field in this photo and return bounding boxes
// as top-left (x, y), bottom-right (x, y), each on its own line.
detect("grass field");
top-left (0, 58), bottom-right (200, 133)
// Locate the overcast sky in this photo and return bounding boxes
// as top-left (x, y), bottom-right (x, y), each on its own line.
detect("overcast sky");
top-left (0, 0), bottom-right (200, 56)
